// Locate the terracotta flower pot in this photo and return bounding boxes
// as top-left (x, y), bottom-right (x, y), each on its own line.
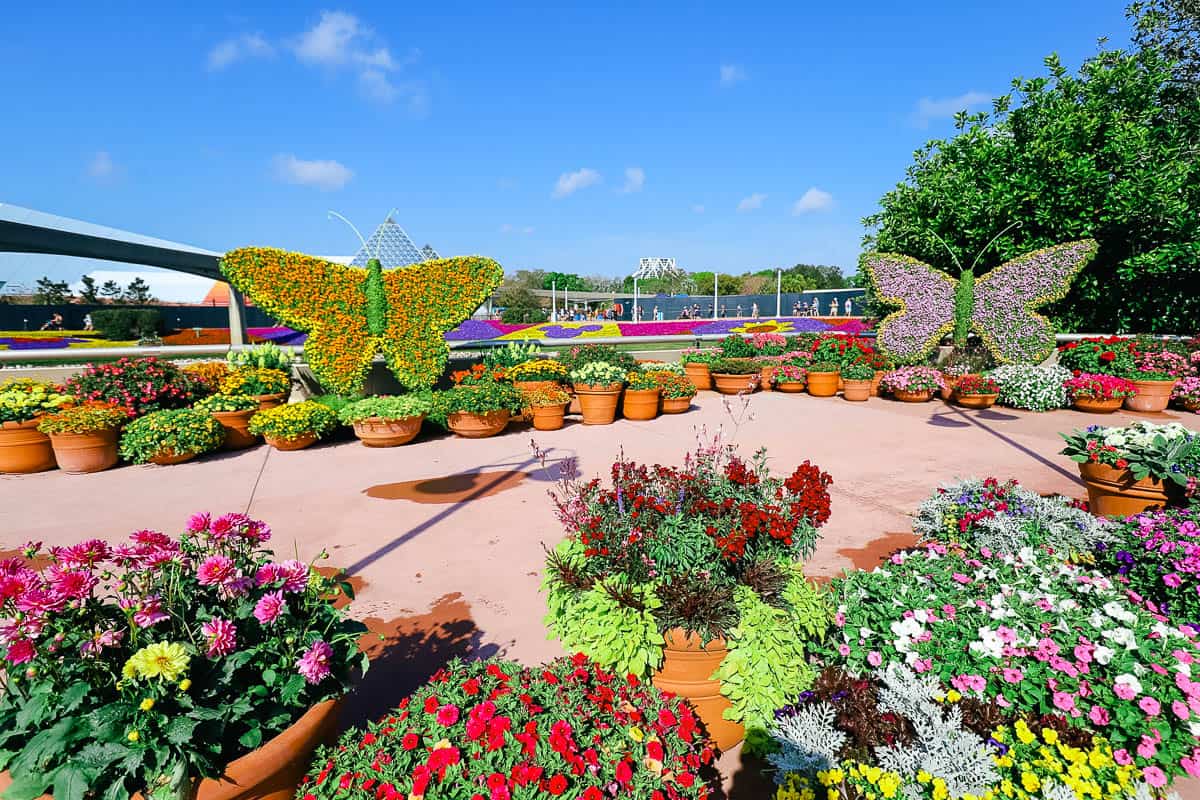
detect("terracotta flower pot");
top-left (212, 409), bottom-right (260, 451)
top-left (574, 384), bottom-right (622, 425)
top-left (842, 379), bottom-right (871, 402)
top-left (567, 392), bottom-right (582, 416)
top-left (1124, 379), bottom-right (1177, 413)
top-left (775, 381), bottom-right (805, 393)
top-left (661, 396), bottom-right (692, 414)
top-left (759, 365), bottom-right (777, 392)
top-left (711, 373), bottom-right (758, 395)
top-left (47, 429), bottom-right (119, 474)
top-left (149, 450), bottom-right (197, 466)
top-left (806, 371), bottom-right (839, 397)
top-left (956, 393), bottom-right (999, 409)
top-left (252, 393), bottom-right (287, 411)
top-left (0, 419), bottom-right (56, 474)
top-left (447, 410), bottom-right (510, 438)
top-left (684, 362), bottom-right (712, 391)
top-left (352, 415), bottom-right (424, 447)
top-left (263, 432), bottom-right (318, 451)
top-left (1181, 398), bottom-right (1200, 412)
top-left (893, 389), bottom-right (934, 403)
top-left (1073, 397), bottom-right (1124, 414)
top-left (622, 387), bottom-right (661, 420)
top-left (653, 629), bottom-right (744, 752)
top-left (531, 403), bottom-right (568, 431)
top-left (0, 699), bottom-right (342, 800)
top-left (870, 370), bottom-right (886, 397)
top-left (513, 380), bottom-right (557, 422)
top-left (938, 374), bottom-right (965, 401)
top-left (1078, 461), bottom-right (1177, 517)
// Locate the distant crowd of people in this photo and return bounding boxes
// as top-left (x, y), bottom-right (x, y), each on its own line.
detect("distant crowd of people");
top-left (534, 296), bottom-right (856, 324)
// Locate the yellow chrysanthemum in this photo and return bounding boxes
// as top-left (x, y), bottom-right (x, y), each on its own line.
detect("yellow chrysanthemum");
top-left (125, 642), bottom-right (190, 682)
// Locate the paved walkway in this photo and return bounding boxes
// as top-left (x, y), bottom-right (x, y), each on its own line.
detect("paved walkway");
top-left (4, 393), bottom-right (1199, 796)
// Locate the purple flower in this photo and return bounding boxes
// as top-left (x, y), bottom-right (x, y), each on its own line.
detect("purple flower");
top-left (296, 639), bottom-right (333, 684)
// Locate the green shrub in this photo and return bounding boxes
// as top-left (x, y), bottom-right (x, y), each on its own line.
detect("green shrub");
top-left (338, 395), bottom-right (432, 424)
top-left (500, 305), bottom-right (548, 324)
top-left (247, 401), bottom-right (338, 440)
top-left (119, 408), bottom-right (224, 464)
top-left (91, 308), bottom-right (163, 340)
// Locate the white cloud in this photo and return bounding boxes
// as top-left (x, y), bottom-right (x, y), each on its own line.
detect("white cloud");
top-left (293, 10), bottom-right (365, 65)
top-left (359, 69), bottom-right (397, 103)
top-left (792, 187), bottom-right (833, 215)
top-left (719, 63), bottom-right (747, 87)
top-left (500, 224), bottom-right (534, 235)
top-left (737, 192), bottom-right (766, 212)
top-left (86, 151), bottom-right (115, 179)
top-left (620, 167), bottom-right (645, 193)
top-left (912, 90), bottom-right (990, 127)
top-left (207, 33), bottom-right (273, 71)
top-left (691, 204), bottom-right (705, 214)
top-left (272, 154), bottom-right (353, 190)
top-left (552, 168), bottom-right (601, 198)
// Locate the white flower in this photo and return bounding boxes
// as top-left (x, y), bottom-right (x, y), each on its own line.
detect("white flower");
top-left (913, 609), bottom-right (930, 624)
top-left (1104, 627), bottom-right (1137, 650)
top-left (1094, 645), bottom-right (1115, 665)
top-left (969, 627), bottom-right (1004, 659)
top-left (1114, 674), bottom-right (1143, 696)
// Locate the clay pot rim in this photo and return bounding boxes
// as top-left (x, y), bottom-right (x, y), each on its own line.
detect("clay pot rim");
top-left (1, 418), bottom-right (44, 430)
top-left (573, 383), bottom-right (624, 393)
top-left (352, 414), bottom-right (425, 425)
top-left (957, 391), bottom-right (999, 398)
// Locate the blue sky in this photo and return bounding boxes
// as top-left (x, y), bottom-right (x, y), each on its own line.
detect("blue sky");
top-left (1, 1), bottom-right (1133, 293)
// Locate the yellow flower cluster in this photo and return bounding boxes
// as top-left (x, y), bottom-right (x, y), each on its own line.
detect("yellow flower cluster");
top-left (0, 383), bottom-right (70, 424)
top-left (837, 763), bottom-right (912, 800)
top-left (991, 723), bottom-right (1140, 800)
top-left (182, 360), bottom-right (231, 391)
top-left (776, 773), bottom-right (818, 800)
top-left (122, 642), bottom-right (190, 682)
top-left (506, 359), bottom-right (568, 382)
top-left (219, 366), bottom-right (290, 396)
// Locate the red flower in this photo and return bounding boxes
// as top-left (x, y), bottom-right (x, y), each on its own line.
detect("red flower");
top-left (401, 733), bottom-right (421, 751)
top-left (615, 760), bottom-right (633, 784)
top-left (546, 774), bottom-right (569, 795)
top-left (435, 704), bottom-right (460, 726)
top-left (423, 695), bottom-right (439, 714)
top-left (1100, 351), bottom-right (1116, 361)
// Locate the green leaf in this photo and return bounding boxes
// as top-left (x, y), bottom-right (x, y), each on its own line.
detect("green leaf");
top-left (165, 716), bottom-right (200, 746)
top-left (238, 726), bottom-right (263, 750)
top-left (0, 772), bottom-right (53, 800)
top-left (14, 691), bottom-right (50, 730)
top-left (280, 674), bottom-right (307, 705)
top-left (59, 683), bottom-right (91, 714)
top-left (52, 765), bottom-right (89, 800)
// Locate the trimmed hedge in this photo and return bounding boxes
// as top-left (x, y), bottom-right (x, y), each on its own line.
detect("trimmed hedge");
top-left (91, 308), bottom-right (163, 340)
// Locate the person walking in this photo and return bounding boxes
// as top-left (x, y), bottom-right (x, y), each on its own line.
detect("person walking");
top-left (829, 299), bottom-right (838, 316)
top-left (82, 312), bottom-right (93, 331)
top-left (735, 304), bottom-right (743, 318)
top-left (844, 298), bottom-right (853, 316)
top-left (751, 302), bottom-right (759, 319)
top-left (720, 304), bottom-right (727, 318)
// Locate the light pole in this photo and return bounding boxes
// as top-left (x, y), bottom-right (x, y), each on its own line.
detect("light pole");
top-left (776, 268), bottom-right (782, 317)
top-left (713, 273), bottom-right (718, 319)
top-left (633, 278), bottom-right (639, 322)
top-left (551, 281), bottom-right (557, 322)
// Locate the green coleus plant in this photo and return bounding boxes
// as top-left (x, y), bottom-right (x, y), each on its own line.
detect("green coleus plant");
top-left (337, 395), bottom-right (432, 424)
top-left (118, 408), bottom-right (225, 464)
top-left (709, 358), bottom-right (761, 375)
top-left (839, 362), bottom-right (875, 381)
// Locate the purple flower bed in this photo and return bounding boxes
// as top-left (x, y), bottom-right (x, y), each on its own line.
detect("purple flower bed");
top-left (1096, 508), bottom-right (1200, 630)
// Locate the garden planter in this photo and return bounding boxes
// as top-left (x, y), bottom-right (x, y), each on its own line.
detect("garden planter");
top-left (759, 365), bottom-right (777, 391)
top-left (938, 374), bottom-right (964, 401)
top-left (352, 415), bottom-right (424, 447)
top-left (513, 380), bottom-right (557, 422)
top-left (212, 410), bottom-right (260, 451)
top-left (870, 370), bottom-right (886, 397)
top-left (806, 372), bottom-right (839, 397)
top-left (842, 379), bottom-right (871, 402)
top-left (684, 362), bottom-right (712, 391)
top-left (47, 429), bottom-right (119, 474)
top-left (447, 410), bottom-right (511, 438)
top-left (0, 419), bottom-right (56, 474)
top-left (574, 384), bottom-right (623, 425)
top-left (661, 397), bottom-right (691, 414)
top-left (1078, 461), bottom-right (1177, 516)
top-left (1073, 397), bottom-right (1124, 414)
top-left (149, 450), bottom-right (197, 466)
top-left (531, 403), bottom-right (568, 431)
top-left (893, 389), bottom-right (934, 403)
top-left (263, 432), bottom-right (318, 451)
top-left (0, 698), bottom-right (342, 800)
top-left (1180, 398), bottom-right (1200, 412)
top-left (622, 388), bottom-right (661, 420)
top-left (1124, 379), bottom-right (1176, 413)
top-left (653, 629), bottom-right (743, 752)
top-left (956, 393), bottom-right (999, 410)
top-left (710, 373), bottom-right (758, 395)
top-left (567, 391), bottom-right (582, 416)
top-left (252, 393), bottom-right (287, 411)
top-left (775, 381), bottom-right (805, 393)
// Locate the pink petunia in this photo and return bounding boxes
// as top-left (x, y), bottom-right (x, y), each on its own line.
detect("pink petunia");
top-left (1173, 700), bottom-right (1191, 720)
top-left (1053, 692), bottom-right (1076, 712)
top-left (1139, 696), bottom-right (1162, 717)
top-left (1143, 767), bottom-right (1167, 788)
top-left (867, 651), bottom-right (883, 667)
top-left (838, 644), bottom-right (851, 657)
top-left (1002, 668), bottom-right (1024, 684)
top-left (1088, 705), bottom-right (1110, 726)
top-left (1114, 749), bottom-right (1133, 766)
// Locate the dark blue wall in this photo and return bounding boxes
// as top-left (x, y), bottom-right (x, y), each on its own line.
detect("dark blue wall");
top-left (0, 304), bottom-right (277, 331)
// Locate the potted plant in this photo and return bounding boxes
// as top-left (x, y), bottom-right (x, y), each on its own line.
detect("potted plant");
top-left (651, 371), bottom-right (697, 413)
top-left (772, 364), bottom-right (808, 393)
top-left (839, 362), bottom-right (874, 402)
top-left (1122, 350), bottom-right (1184, 413)
top-left (181, 361), bottom-right (232, 397)
top-left (542, 439), bottom-right (833, 751)
top-left (219, 367), bottom-right (292, 410)
top-left (559, 345), bottom-right (637, 415)
top-left (718, 333), bottom-right (757, 359)
top-left (951, 373), bottom-right (1002, 409)
top-left (680, 348), bottom-right (720, 391)
top-left (989, 364), bottom-right (1072, 411)
top-left (0, 512), bottom-right (365, 800)
top-left (622, 370), bottom-right (662, 421)
top-left (936, 345), bottom-right (994, 400)
top-left (119, 408), bottom-right (225, 465)
top-left (299, 655), bottom-right (715, 800)
top-left (504, 358), bottom-right (568, 393)
top-left (751, 334), bottom-right (788, 389)
top-left (61, 356), bottom-right (195, 417)
top-left (226, 341), bottom-right (296, 372)
top-left (1173, 376), bottom-right (1200, 412)
top-left (1063, 373), bottom-right (1137, 413)
top-left (879, 366), bottom-right (945, 402)
top-left (434, 380), bottom-right (521, 438)
top-left (1060, 420), bottom-right (1200, 515)
top-left (338, 395), bottom-right (431, 447)
top-left (862, 352), bottom-right (893, 396)
top-left (709, 358), bottom-right (761, 395)
top-left (248, 401), bottom-right (338, 450)
top-left (0, 381), bottom-right (71, 474)
top-left (522, 383), bottom-right (571, 430)
top-left (194, 393), bottom-right (261, 450)
top-left (805, 361), bottom-right (841, 397)
top-left (569, 362), bottom-right (627, 425)
top-left (37, 402), bottom-right (130, 473)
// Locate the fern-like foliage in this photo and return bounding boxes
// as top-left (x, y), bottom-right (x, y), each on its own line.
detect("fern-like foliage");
top-left (767, 702), bottom-right (847, 780)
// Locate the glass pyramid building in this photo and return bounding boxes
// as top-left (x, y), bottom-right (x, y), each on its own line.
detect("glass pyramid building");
top-left (350, 215), bottom-right (436, 268)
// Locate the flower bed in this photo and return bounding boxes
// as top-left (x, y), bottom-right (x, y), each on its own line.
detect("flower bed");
top-left (1095, 508), bottom-right (1200, 631)
top-left (300, 654), bottom-right (715, 800)
top-left (61, 357), bottom-right (195, 417)
top-left (1063, 373), bottom-right (1137, 401)
top-left (0, 513), bottom-right (365, 798)
top-left (989, 364), bottom-right (1071, 411)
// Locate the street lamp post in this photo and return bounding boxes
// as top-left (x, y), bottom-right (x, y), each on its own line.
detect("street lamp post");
top-left (776, 269), bottom-right (782, 317)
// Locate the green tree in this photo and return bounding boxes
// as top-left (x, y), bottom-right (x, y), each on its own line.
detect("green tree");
top-left (541, 272), bottom-right (592, 292)
top-left (33, 276), bottom-right (70, 304)
top-left (123, 277), bottom-right (156, 304)
top-left (862, 32), bottom-right (1200, 333)
top-left (1128, 0), bottom-right (1200, 87)
top-left (78, 275), bottom-right (100, 303)
top-left (100, 280), bottom-right (124, 304)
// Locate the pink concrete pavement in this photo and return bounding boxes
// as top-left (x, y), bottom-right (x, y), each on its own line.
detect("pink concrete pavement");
top-left (4, 393), bottom-right (1200, 796)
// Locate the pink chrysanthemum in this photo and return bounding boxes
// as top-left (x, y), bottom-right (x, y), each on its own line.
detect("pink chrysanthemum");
top-left (132, 595), bottom-right (169, 628)
top-left (253, 590), bottom-right (285, 625)
top-left (186, 512), bottom-right (211, 533)
top-left (201, 617), bottom-right (238, 657)
top-left (196, 555), bottom-right (235, 586)
top-left (296, 639), bottom-right (333, 684)
top-left (279, 560), bottom-right (310, 593)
